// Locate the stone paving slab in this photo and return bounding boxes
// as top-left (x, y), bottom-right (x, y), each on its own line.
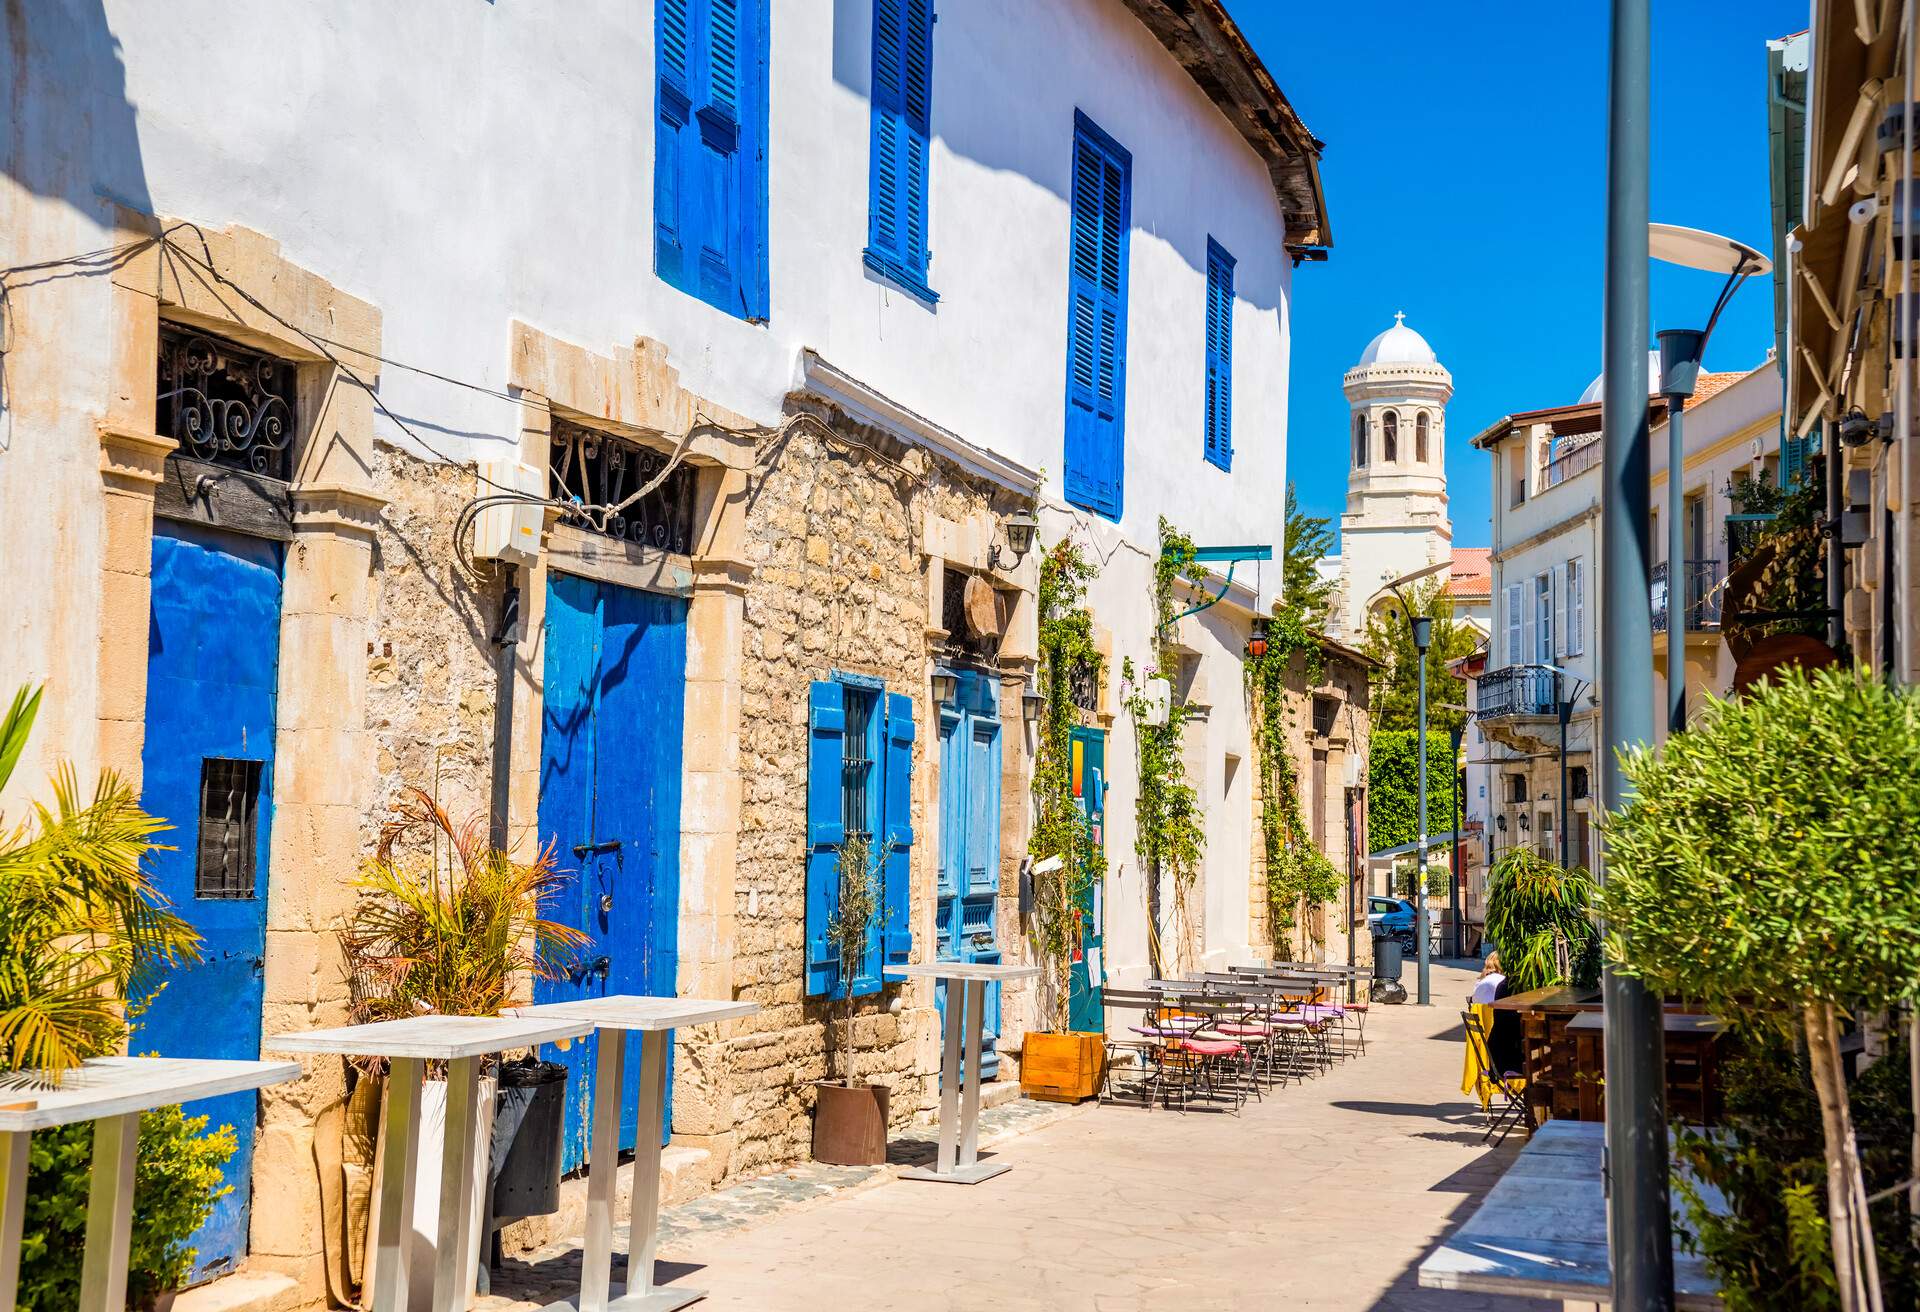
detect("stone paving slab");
top-left (482, 963), bottom-right (1552, 1311)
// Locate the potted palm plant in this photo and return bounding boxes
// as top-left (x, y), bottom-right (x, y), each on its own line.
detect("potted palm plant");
top-left (810, 832), bottom-right (890, 1165)
top-left (340, 787), bottom-right (586, 1310)
top-left (0, 684), bottom-right (229, 1312)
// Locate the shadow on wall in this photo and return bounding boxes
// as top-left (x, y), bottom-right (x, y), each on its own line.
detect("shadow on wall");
top-left (826, 0), bottom-right (1284, 314)
top-left (2, 0), bottom-right (151, 222)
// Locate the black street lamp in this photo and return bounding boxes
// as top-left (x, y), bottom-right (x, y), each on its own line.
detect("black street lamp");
top-left (1381, 557), bottom-right (1450, 1007)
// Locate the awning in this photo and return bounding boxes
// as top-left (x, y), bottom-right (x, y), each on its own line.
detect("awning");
top-left (1367, 831), bottom-right (1462, 862)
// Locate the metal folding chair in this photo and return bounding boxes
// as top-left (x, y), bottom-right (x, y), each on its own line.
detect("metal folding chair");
top-left (1462, 1009), bottom-right (1533, 1145)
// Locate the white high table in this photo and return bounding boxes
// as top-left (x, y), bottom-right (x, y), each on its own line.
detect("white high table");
top-left (0, 1055), bottom-right (300, 1312)
top-left (505, 995), bottom-right (759, 1312)
top-left (269, 1014), bottom-right (594, 1312)
top-left (883, 961), bottom-right (1040, 1185)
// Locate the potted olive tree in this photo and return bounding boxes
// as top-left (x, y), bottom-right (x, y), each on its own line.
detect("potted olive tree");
top-left (341, 787), bottom-right (586, 1309)
top-left (1599, 668), bottom-right (1920, 1312)
top-left (811, 832), bottom-right (891, 1165)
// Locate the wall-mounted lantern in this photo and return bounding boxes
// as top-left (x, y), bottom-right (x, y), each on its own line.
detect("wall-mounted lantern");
top-left (1246, 617), bottom-right (1270, 659)
top-left (1021, 679), bottom-right (1045, 724)
top-left (988, 509), bottom-right (1039, 570)
top-left (931, 667), bottom-right (959, 705)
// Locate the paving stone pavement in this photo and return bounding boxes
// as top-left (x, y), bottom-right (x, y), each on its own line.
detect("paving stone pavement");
top-left (480, 962), bottom-right (1551, 1311)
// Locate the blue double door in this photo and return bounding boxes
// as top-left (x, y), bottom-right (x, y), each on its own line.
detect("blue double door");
top-left (936, 670), bottom-right (1002, 1078)
top-left (537, 571), bottom-right (687, 1171)
top-left (139, 520), bottom-right (283, 1283)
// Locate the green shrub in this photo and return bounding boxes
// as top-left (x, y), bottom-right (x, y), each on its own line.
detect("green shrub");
top-left (19, 1103), bottom-right (236, 1310)
top-left (1367, 729), bottom-right (1456, 852)
top-left (1482, 847), bottom-right (1599, 992)
top-left (1671, 1027), bottom-right (1916, 1311)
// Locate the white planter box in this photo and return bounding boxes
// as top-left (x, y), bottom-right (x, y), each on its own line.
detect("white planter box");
top-left (366, 1075), bottom-right (497, 1312)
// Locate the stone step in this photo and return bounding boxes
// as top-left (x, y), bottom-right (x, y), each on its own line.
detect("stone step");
top-left (169, 1269), bottom-right (301, 1312)
top-left (498, 1144), bottom-right (713, 1259)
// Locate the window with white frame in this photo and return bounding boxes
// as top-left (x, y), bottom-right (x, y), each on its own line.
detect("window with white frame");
top-left (1565, 557), bottom-right (1585, 655)
top-left (1535, 571), bottom-right (1553, 664)
top-left (1504, 583), bottom-right (1522, 666)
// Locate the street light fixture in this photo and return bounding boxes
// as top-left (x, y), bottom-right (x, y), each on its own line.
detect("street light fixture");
top-left (1380, 558), bottom-right (1452, 1007)
top-left (1650, 223), bottom-right (1770, 738)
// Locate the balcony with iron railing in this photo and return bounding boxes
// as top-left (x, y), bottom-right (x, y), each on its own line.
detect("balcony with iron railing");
top-left (1542, 435), bottom-right (1601, 489)
top-left (1474, 665), bottom-right (1560, 720)
top-left (1651, 559), bottom-right (1723, 634)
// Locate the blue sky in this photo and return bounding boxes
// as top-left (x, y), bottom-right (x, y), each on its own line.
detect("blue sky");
top-left (1226, 1), bottom-right (1808, 548)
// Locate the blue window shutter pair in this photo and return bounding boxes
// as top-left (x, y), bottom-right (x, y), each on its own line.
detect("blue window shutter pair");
top-left (655, 0), bottom-right (769, 320)
top-left (805, 680), bottom-right (915, 998)
top-left (865, 0), bottom-right (936, 299)
top-left (1782, 427), bottom-right (1811, 491)
top-left (1063, 111), bottom-right (1131, 521)
top-left (1204, 238), bottom-right (1235, 470)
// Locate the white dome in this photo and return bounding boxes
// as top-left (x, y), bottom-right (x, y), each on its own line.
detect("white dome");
top-left (1356, 312), bottom-right (1438, 368)
top-left (1578, 350), bottom-right (1663, 405)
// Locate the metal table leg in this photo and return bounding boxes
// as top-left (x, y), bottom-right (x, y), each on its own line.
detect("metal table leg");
top-left (0, 1130), bottom-right (29, 1311)
top-left (903, 977), bottom-right (1008, 1185)
top-left (549, 1030), bottom-right (698, 1312)
top-left (433, 1055), bottom-right (483, 1312)
top-left (76, 1111), bottom-right (137, 1312)
top-left (372, 1056), bottom-right (424, 1312)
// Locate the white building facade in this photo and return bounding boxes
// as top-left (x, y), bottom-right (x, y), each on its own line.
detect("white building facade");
top-left (3, 2), bottom-right (1333, 1305)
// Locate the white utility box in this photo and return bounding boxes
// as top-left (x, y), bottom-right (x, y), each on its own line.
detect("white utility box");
top-left (472, 459), bottom-right (544, 566)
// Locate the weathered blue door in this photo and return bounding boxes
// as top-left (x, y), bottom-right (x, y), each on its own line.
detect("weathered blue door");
top-left (139, 520), bottom-right (282, 1283)
top-left (537, 571), bottom-right (686, 1171)
top-left (1067, 727), bottom-right (1107, 1033)
top-left (936, 670), bottom-right (1001, 1078)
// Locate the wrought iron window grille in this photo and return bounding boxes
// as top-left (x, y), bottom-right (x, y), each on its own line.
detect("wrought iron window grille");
top-left (548, 416), bottom-right (698, 552)
top-left (196, 757), bottom-right (262, 900)
top-left (157, 324), bottom-right (298, 481)
top-left (840, 684), bottom-right (878, 841)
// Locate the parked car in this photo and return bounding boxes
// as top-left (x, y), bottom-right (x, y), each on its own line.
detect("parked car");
top-left (1367, 896), bottom-right (1431, 950)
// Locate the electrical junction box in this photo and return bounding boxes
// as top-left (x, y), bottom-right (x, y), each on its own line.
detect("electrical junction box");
top-left (473, 459), bottom-right (544, 566)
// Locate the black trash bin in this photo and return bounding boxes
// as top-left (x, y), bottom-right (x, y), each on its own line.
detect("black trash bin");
top-left (490, 1058), bottom-right (569, 1222)
top-left (1372, 934), bottom-right (1403, 981)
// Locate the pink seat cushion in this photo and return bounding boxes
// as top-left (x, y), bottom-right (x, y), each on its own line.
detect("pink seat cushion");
top-left (1179, 1038), bottom-right (1242, 1057)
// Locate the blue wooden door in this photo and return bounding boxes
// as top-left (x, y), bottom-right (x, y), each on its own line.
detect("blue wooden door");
top-left (1067, 727), bottom-right (1106, 1033)
top-left (936, 670), bottom-right (1001, 1078)
top-left (139, 520), bottom-right (282, 1283)
top-left (538, 572), bottom-right (686, 1171)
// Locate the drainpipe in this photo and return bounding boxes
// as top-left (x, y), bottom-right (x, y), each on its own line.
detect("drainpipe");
top-left (489, 567), bottom-right (522, 853)
top-left (1600, 0), bottom-right (1674, 1305)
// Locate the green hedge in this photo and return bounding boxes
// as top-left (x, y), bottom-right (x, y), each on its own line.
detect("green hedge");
top-left (1368, 729), bottom-right (1457, 853)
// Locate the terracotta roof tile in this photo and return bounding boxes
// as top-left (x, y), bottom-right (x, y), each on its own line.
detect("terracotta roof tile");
top-left (1444, 547), bottom-right (1492, 599)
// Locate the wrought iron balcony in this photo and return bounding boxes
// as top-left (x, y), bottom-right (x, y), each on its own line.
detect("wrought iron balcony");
top-left (1475, 665), bottom-right (1559, 720)
top-left (1543, 435), bottom-right (1601, 489)
top-left (1651, 559), bottom-right (1723, 634)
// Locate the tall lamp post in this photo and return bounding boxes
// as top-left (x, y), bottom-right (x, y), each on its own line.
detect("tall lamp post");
top-left (1380, 558), bottom-right (1451, 1007)
top-left (1448, 722), bottom-right (1464, 957)
top-left (1650, 225), bottom-right (1769, 737)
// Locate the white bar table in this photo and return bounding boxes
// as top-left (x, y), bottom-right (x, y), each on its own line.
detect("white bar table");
top-left (269, 1014), bottom-right (593, 1312)
top-left (504, 995), bottom-right (759, 1312)
top-left (0, 1055), bottom-right (299, 1312)
top-left (883, 961), bottom-right (1040, 1185)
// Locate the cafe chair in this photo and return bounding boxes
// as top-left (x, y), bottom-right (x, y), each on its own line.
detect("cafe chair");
top-left (1462, 1009), bottom-right (1533, 1146)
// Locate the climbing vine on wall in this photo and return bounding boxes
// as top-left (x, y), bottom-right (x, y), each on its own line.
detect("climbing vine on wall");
top-left (1028, 536), bottom-right (1106, 1033)
top-left (1244, 606), bottom-right (1342, 959)
top-left (1124, 519), bottom-right (1208, 974)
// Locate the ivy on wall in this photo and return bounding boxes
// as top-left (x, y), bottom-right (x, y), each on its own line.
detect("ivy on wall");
top-left (1124, 518), bottom-right (1208, 975)
top-left (1244, 606), bottom-right (1341, 959)
top-left (1027, 537), bottom-right (1105, 1033)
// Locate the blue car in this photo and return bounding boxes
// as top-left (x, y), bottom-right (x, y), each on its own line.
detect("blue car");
top-left (1367, 896), bottom-right (1416, 934)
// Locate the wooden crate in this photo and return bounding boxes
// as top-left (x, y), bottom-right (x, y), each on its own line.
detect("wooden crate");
top-left (1020, 1031), bottom-right (1107, 1103)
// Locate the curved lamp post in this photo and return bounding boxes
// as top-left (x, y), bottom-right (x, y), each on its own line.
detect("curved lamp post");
top-left (1649, 224), bottom-right (1770, 736)
top-left (1380, 557), bottom-right (1452, 1006)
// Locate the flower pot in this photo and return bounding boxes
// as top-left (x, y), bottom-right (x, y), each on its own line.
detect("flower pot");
top-left (810, 1081), bottom-right (890, 1165)
top-left (490, 1058), bottom-right (569, 1221)
top-left (365, 1074), bottom-right (498, 1312)
top-left (1019, 1031), bottom-right (1107, 1103)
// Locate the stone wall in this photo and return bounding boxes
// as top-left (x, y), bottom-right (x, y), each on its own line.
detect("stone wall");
top-left (721, 412), bottom-right (1019, 1174)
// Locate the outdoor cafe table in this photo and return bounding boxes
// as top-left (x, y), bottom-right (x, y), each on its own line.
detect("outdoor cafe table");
top-left (0, 1055), bottom-right (300, 1312)
top-left (883, 961), bottom-right (1040, 1184)
top-left (1417, 1118), bottom-right (1723, 1308)
top-left (269, 1014), bottom-right (594, 1312)
top-left (504, 995), bottom-right (760, 1312)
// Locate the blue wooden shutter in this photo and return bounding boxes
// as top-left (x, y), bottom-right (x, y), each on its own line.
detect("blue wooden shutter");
top-left (656, 0), bottom-right (767, 320)
top-left (805, 680), bottom-right (846, 997)
top-left (1063, 112), bottom-right (1130, 520)
top-left (1782, 428), bottom-right (1810, 491)
top-left (865, 0), bottom-right (935, 297)
top-left (881, 691), bottom-right (915, 968)
top-left (1204, 238), bottom-right (1234, 470)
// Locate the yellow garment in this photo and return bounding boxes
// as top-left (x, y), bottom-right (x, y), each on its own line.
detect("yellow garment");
top-left (1461, 1001), bottom-right (1495, 1110)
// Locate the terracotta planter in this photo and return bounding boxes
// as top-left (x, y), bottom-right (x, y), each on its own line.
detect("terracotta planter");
top-left (811, 1081), bottom-right (890, 1165)
top-left (1020, 1031), bottom-right (1107, 1103)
